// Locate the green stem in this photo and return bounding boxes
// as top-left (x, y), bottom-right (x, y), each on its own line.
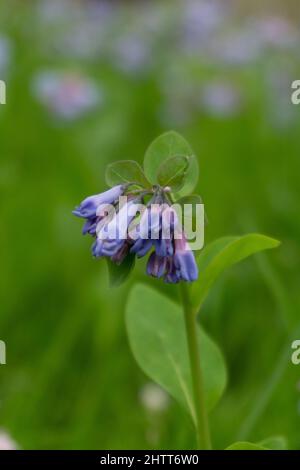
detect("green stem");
top-left (180, 283), bottom-right (212, 450)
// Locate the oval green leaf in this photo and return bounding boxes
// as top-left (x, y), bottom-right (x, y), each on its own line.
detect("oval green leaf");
top-left (157, 155), bottom-right (189, 192)
top-left (143, 131), bottom-right (199, 197)
top-left (191, 234), bottom-right (280, 312)
top-left (105, 160), bottom-right (150, 187)
top-left (126, 284), bottom-right (227, 423)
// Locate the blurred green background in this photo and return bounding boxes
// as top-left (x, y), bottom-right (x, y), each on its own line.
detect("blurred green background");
top-left (0, 0), bottom-right (300, 450)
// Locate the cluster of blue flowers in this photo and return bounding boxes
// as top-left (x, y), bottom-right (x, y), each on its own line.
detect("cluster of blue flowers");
top-left (73, 184), bottom-right (198, 283)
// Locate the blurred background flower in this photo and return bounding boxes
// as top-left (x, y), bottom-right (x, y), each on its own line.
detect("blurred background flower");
top-left (200, 80), bottom-right (243, 118)
top-left (0, 35), bottom-right (12, 77)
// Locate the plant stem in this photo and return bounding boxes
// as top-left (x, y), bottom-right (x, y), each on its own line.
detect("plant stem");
top-left (180, 283), bottom-right (212, 450)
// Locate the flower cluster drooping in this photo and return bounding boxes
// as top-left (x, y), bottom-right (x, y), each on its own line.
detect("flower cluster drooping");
top-left (73, 184), bottom-right (198, 283)
top-left (33, 70), bottom-right (101, 120)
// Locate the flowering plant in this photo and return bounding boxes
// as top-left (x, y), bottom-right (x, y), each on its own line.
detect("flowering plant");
top-left (73, 131), bottom-right (280, 449)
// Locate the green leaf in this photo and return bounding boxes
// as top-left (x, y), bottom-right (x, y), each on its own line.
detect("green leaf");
top-left (226, 441), bottom-right (268, 450)
top-left (258, 436), bottom-right (288, 450)
top-left (191, 234), bottom-right (280, 311)
top-left (143, 131), bottom-right (199, 196)
top-left (176, 194), bottom-right (203, 209)
top-left (157, 155), bottom-right (189, 192)
top-left (105, 160), bottom-right (149, 187)
top-left (106, 253), bottom-right (135, 287)
top-left (126, 284), bottom-right (227, 422)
